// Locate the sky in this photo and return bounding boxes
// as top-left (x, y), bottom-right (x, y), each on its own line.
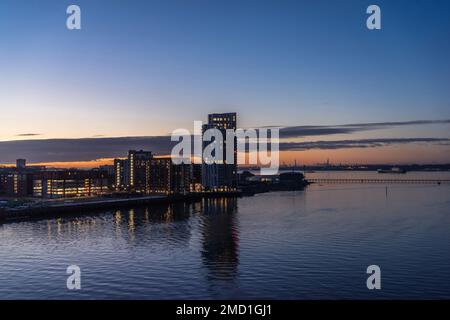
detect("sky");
top-left (0, 0), bottom-right (449, 166)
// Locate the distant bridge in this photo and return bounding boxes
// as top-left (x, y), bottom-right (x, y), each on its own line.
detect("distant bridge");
top-left (307, 178), bottom-right (450, 184)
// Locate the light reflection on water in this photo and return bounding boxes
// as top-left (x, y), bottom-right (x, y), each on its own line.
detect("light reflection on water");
top-left (0, 182), bottom-right (450, 299)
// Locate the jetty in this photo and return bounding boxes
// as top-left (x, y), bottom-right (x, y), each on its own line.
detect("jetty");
top-left (308, 178), bottom-right (450, 184)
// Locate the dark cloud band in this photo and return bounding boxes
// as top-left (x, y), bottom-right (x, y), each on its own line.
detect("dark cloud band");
top-left (279, 120), bottom-right (450, 138)
top-left (279, 138), bottom-right (450, 151)
top-left (1, 119), bottom-right (449, 163)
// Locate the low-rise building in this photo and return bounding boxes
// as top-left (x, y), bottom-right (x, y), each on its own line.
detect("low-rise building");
top-left (32, 170), bottom-right (109, 198)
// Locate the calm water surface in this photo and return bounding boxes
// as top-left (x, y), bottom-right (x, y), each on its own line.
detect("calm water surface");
top-left (1, 175), bottom-right (450, 299)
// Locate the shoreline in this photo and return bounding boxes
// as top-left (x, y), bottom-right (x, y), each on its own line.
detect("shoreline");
top-left (0, 182), bottom-right (311, 223)
top-left (0, 191), bottom-right (243, 224)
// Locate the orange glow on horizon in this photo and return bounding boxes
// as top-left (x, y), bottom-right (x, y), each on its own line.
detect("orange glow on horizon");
top-left (2, 158), bottom-right (118, 169)
top-left (0, 144), bottom-right (448, 169)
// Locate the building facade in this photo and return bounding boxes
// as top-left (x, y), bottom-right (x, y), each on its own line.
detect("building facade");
top-left (32, 170), bottom-right (109, 198)
top-left (202, 112), bottom-right (238, 192)
top-left (114, 150), bottom-right (152, 193)
top-left (114, 159), bottom-right (130, 191)
top-left (128, 150), bottom-right (153, 193)
top-left (149, 158), bottom-right (193, 195)
top-left (0, 170), bottom-right (7, 194)
top-left (0, 162), bottom-right (109, 199)
top-left (113, 151), bottom-right (196, 195)
top-left (0, 160), bottom-right (33, 197)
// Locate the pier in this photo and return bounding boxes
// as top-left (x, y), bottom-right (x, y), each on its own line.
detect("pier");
top-left (308, 178), bottom-right (450, 184)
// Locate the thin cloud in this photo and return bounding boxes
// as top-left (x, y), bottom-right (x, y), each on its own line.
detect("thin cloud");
top-left (342, 120), bottom-right (450, 127)
top-left (279, 119), bottom-right (450, 138)
top-left (15, 133), bottom-right (42, 137)
top-left (280, 138), bottom-right (450, 151)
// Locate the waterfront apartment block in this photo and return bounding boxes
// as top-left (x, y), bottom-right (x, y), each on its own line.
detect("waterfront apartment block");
top-left (0, 164), bottom-right (109, 199)
top-left (2, 172), bottom-right (33, 197)
top-left (113, 152), bottom-right (198, 195)
top-left (32, 170), bottom-right (109, 198)
top-left (128, 150), bottom-right (153, 193)
top-left (0, 160), bottom-right (37, 197)
top-left (1, 112), bottom-right (239, 199)
top-left (0, 170), bottom-right (7, 194)
top-left (114, 158), bottom-right (129, 191)
top-left (114, 150), bottom-right (152, 193)
top-left (149, 158), bottom-right (192, 195)
top-left (202, 112), bottom-right (238, 192)
top-left (112, 112), bottom-right (240, 196)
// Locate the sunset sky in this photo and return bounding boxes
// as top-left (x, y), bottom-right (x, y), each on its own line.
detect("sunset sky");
top-left (0, 0), bottom-right (449, 166)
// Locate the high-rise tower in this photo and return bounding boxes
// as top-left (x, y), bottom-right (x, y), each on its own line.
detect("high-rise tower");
top-left (202, 113), bottom-right (237, 192)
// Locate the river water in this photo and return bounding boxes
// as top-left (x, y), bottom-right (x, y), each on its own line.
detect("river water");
top-left (0, 172), bottom-right (449, 299)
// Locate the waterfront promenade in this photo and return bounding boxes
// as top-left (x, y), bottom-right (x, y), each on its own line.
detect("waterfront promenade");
top-left (0, 191), bottom-right (242, 223)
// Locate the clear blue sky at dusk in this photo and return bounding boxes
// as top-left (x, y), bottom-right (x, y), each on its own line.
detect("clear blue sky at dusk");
top-left (0, 0), bottom-right (449, 164)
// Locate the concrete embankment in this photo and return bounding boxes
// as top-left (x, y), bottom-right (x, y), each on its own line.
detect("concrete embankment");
top-left (0, 191), bottom-right (242, 223)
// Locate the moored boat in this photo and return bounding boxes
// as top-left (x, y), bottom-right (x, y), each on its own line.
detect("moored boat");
top-left (377, 167), bottom-right (406, 174)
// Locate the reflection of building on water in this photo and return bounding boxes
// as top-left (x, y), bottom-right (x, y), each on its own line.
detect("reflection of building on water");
top-left (42, 198), bottom-right (239, 267)
top-left (44, 202), bottom-right (196, 244)
top-left (46, 217), bottom-right (98, 240)
top-left (200, 197), bottom-right (239, 281)
top-left (112, 203), bottom-right (194, 246)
